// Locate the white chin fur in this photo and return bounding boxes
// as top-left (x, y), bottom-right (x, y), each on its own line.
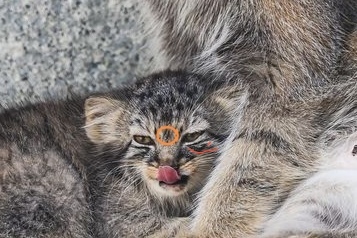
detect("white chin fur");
top-left (147, 179), bottom-right (186, 198)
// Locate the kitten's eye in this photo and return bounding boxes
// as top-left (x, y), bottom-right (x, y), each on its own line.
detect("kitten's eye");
top-left (183, 131), bottom-right (204, 143)
top-left (133, 135), bottom-right (155, 145)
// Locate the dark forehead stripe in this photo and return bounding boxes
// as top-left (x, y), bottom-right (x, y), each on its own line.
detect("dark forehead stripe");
top-left (160, 128), bottom-right (176, 142)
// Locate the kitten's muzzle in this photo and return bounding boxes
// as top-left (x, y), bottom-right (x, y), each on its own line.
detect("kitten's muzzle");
top-left (159, 176), bottom-right (189, 187)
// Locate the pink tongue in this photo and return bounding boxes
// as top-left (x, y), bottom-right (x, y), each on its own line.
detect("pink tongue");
top-left (157, 166), bottom-right (181, 185)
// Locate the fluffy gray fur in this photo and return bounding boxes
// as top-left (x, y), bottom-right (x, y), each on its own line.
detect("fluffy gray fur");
top-left (144, 0), bottom-right (357, 99)
top-left (143, 1), bottom-right (357, 237)
top-left (0, 98), bottom-right (93, 237)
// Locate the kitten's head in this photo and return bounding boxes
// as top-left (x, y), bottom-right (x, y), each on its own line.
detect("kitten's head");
top-left (85, 71), bottom-right (235, 198)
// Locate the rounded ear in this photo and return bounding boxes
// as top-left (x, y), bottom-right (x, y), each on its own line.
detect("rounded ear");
top-left (84, 96), bottom-right (130, 145)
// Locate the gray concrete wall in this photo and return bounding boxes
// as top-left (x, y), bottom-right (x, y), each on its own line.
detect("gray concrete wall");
top-left (0, 0), bottom-right (154, 108)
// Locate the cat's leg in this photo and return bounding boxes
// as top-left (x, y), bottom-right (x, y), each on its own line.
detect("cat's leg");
top-left (187, 129), bottom-right (316, 237)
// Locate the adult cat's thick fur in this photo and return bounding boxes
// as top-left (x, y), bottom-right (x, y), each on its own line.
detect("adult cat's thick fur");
top-left (144, 0), bottom-right (357, 98)
top-left (144, 1), bottom-right (357, 237)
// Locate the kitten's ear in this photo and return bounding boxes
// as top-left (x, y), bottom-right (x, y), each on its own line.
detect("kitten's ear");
top-left (84, 96), bottom-right (130, 145)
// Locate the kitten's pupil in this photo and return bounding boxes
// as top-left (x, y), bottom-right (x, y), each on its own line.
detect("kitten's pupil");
top-left (133, 135), bottom-right (154, 145)
top-left (183, 131), bottom-right (203, 143)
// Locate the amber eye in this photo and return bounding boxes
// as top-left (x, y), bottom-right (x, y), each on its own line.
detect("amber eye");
top-left (183, 131), bottom-right (204, 143)
top-left (133, 135), bottom-right (155, 145)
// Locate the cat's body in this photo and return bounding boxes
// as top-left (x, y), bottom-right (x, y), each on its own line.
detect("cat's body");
top-left (0, 98), bottom-right (93, 237)
top-left (144, 1), bottom-right (357, 237)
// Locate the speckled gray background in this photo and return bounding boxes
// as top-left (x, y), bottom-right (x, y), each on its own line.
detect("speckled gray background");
top-left (0, 0), bottom-right (154, 108)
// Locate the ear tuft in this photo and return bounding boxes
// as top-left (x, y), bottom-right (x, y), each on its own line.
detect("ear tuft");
top-left (85, 97), bottom-right (116, 121)
top-left (84, 96), bottom-right (128, 144)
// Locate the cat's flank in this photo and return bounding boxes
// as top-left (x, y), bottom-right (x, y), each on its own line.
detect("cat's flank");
top-left (87, 71), bottom-right (237, 237)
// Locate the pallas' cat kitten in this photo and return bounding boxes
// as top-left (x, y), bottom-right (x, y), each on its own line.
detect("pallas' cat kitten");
top-left (0, 71), bottom-right (234, 237)
top-left (87, 71), bottom-right (235, 237)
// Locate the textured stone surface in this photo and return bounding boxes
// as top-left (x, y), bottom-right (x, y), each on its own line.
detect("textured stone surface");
top-left (0, 0), bottom-right (153, 108)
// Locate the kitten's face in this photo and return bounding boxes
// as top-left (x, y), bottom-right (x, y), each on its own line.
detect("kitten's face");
top-left (85, 72), bottom-right (231, 197)
top-left (127, 108), bottom-right (221, 197)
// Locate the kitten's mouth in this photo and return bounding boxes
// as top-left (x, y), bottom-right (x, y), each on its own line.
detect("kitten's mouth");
top-left (159, 175), bottom-right (189, 187)
top-left (157, 165), bottom-right (189, 188)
